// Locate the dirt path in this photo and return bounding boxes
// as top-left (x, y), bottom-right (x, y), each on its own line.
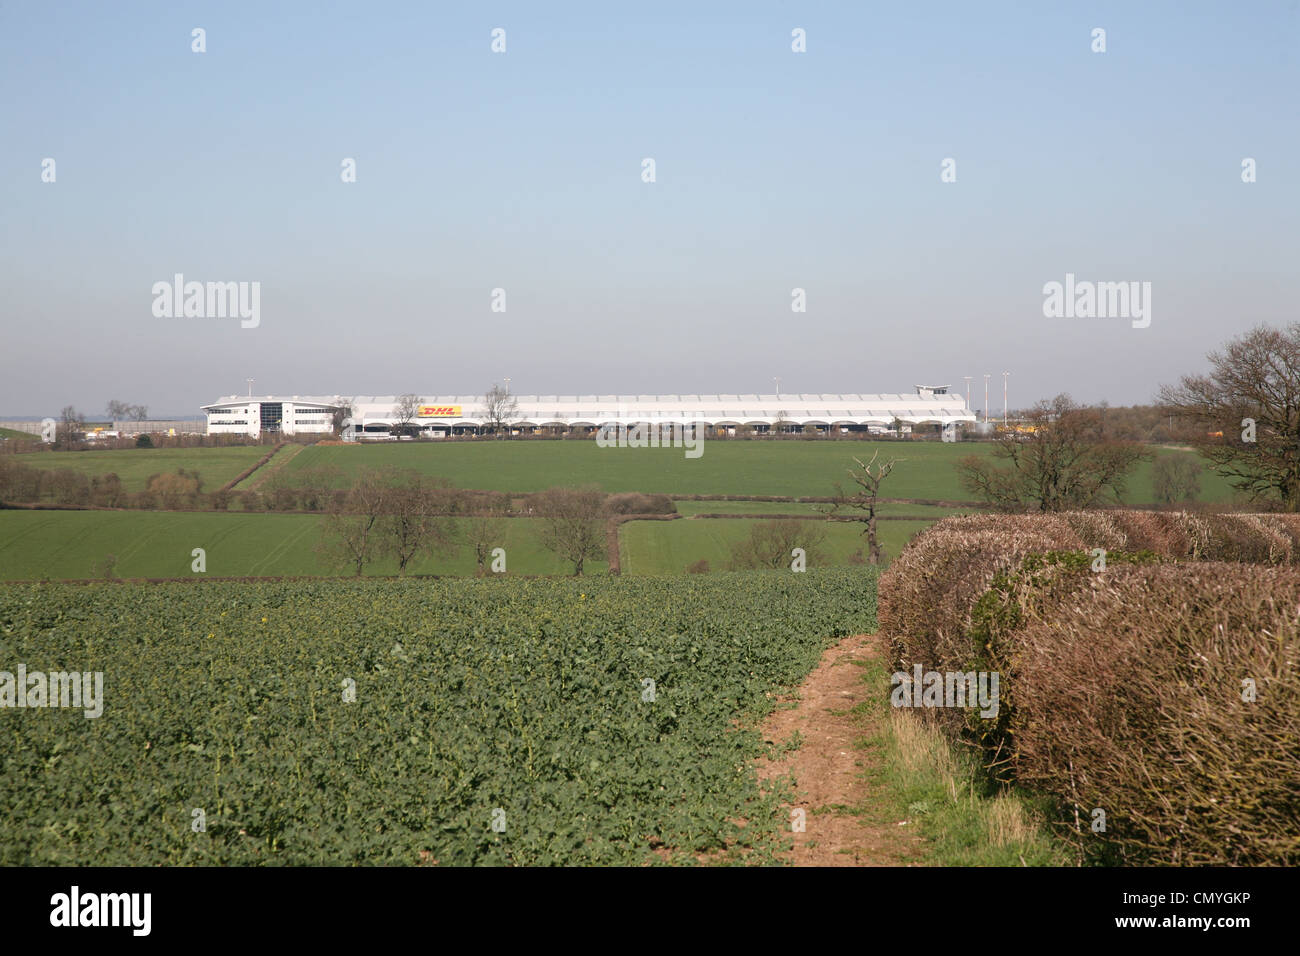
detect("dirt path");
top-left (237, 443), bottom-right (306, 491)
top-left (757, 633), bottom-right (925, 866)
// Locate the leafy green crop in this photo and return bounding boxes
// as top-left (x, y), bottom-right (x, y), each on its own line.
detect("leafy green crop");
top-left (0, 569), bottom-right (875, 865)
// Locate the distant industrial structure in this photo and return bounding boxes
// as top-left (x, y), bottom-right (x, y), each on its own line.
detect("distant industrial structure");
top-left (200, 386), bottom-right (975, 440)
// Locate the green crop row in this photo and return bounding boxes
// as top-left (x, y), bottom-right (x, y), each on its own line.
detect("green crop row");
top-left (0, 569), bottom-right (876, 865)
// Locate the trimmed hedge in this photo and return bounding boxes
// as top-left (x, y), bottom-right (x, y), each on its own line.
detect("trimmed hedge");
top-left (880, 511), bottom-right (1300, 673)
top-left (878, 511), bottom-right (1300, 866)
top-left (1006, 563), bottom-right (1300, 865)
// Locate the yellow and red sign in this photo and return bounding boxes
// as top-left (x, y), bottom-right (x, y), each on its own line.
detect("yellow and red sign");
top-left (417, 405), bottom-right (462, 418)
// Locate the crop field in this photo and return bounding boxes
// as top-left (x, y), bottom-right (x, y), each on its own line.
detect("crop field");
top-left (620, 518), bottom-right (933, 574)
top-left (0, 510), bottom-right (926, 580)
top-left (0, 570), bottom-right (877, 865)
top-left (286, 440), bottom-right (1235, 503)
top-left (669, 500), bottom-right (975, 518)
top-left (12, 446), bottom-right (268, 492)
top-left (0, 512), bottom-right (607, 580)
top-left (11, 441), bottom-right (1237, 504)
top-left (287, 440), bottom-right (995, 498)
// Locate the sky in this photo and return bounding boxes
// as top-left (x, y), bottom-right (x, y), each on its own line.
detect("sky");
top-left (1, 1), bottom-right (1297, 418)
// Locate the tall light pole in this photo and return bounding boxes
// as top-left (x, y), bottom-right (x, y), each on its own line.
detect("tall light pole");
top-left (246, 378), bottom-right (254, 398)
top-left (773, 376), bottom-right (781, 400)
top-left (1002, 371), bottom-right (1011, 425)
top-left (963, 376), bottom-right (973, 411)
top-left (983, 374), bottom-right (990, 423)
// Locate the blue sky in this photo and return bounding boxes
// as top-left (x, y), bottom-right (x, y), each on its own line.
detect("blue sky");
top-left (1, 1), bottom-right (1297, 416)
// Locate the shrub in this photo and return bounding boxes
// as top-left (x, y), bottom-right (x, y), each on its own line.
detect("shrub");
top-left (686, 558), bottom-right (710, 574)
top-left (603, 492), bottom-right (677, 516)
top-left (1007, 563), bottom-right (1300, 865)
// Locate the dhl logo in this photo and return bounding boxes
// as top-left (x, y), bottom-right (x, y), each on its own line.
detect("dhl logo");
top-left (417, 405), bottom-right (462, 418)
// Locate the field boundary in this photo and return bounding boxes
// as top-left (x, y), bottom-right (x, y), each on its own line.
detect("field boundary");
top-left (222, 442), bottom-right (286, 491)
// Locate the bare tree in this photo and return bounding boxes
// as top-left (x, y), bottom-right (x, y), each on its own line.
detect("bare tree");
top-left (1152, 455), bottom-right (1202, 506)
top-left (57, 406), bottom-right (85, 447)
top-left (532, 485), bottom-right (606, 574)
top-left (956, 394), bottom-right (1148, 512)
top-left (1159, 324), bottom-right (1300, 511)
top-left (463, 513), bottom-right (508, 574)
top-left (481, 384), bottom-right (519, 438)
top-left (129, 404), bottom-right (149, 421)
top-left (330, 399), bottom-right (354, 437)
top-left (106, 399), bottom-right (131, 420)
top-left (822, 451), bottom-right (903, 565)
top-left (728, 518), bottom-right (826, 569)
top-left (318, 469), bottom-right (391, 575)
top-left (381, 471), bottom-right (459, 573)
top-left (392, 394), bottom-right (421, 439)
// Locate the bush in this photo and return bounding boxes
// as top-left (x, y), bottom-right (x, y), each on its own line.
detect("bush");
top-left (135, 433), bottom-right (153, 448)
top-left (1006, 563), bottom-right (1300, 865)
top-left (686, 558), bottom-right (710, 574)
top-left (878, 512), bottom-right (1300, 866)
top-left (728, 518), bottom-right (826, 570)
top-left (603, 492), bottom-right (677, 516)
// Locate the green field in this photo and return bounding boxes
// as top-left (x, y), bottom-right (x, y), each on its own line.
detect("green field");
top-left (620, 517), bottom-right (933, 574)
top-left (0, 428), bottom-right (39, 443)
top-left (0, 510), bottom-right (922, 580)
top-left (13, 446), bottom-right (269, 492)
top-left (0, 570), bottom-right (876, 864)
top-left (670, 500), bottom-right (976, 519)
top-left (0, 511), bottom-right (607, 580)
top-left (10, 440), bottom-right (1240, 504)
top-left (284, 440), bottom-right (1237, 504)
top-left (286, 440), bottom-right (988, 498)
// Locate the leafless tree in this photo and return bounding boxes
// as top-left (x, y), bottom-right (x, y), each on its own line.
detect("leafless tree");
top-left (1159, 324), bottom-right (1300, 511)
top-left (481, 384), bottom-right (519, 437)
top-left (955, 394), bottom-right (1148, 512)
top-left (728, 518), bottom-right (826, 569)
top-left (330, 399), bottom-right (354, 436)
top-left (462, 514), bottom-right (508, 574)
top-left (318, 469), bottom-right (392, 575)
top-left (392, 394), bottom-right (421, 438)
top-left (57, 406), bottom-right (85, 447)
top-left (531, 485), bottom-right (606, 574)
top-left (381, 471), bottom-right (459, 573)
top-left (1152, 455), bottom-right (1202, 506)
top-left (822, 451), bottom-right (903, 565)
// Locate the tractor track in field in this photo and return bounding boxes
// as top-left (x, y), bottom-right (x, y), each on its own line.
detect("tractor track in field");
top-left (757, 633), bottom-right (925, 866)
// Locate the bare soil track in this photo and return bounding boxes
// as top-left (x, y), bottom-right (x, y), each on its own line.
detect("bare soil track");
top-left (757, 633), bottom-right (925, 866)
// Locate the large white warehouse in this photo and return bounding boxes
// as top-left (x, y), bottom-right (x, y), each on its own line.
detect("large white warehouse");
top-left (201, 386), bottom-right (975, 440)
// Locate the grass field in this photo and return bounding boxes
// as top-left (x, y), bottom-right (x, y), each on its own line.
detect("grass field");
top-left (12, 446), bottom-right (269, 492)
top-left (619, 517), bottom-right (933, 574)
top-left (11, 440), bottom-right (1240, 504)
top-left (0, 428), bottom-right (39, 443)
top-left (283, 440), bottom-right (1239, 504)
top-left (0, 441), bottom-right (1245, 582)
top-left (670, 500), bottom-right (976, 519)
top-left (286, 440), bottom-right (989, 498)
top-left (0, 510), bottom-right (925, 580)
top-left (0, 511), bottom-right (608, 579)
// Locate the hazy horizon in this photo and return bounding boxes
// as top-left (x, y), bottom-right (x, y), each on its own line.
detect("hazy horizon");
top-left (3, 1), bottom-right (1297, 418)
